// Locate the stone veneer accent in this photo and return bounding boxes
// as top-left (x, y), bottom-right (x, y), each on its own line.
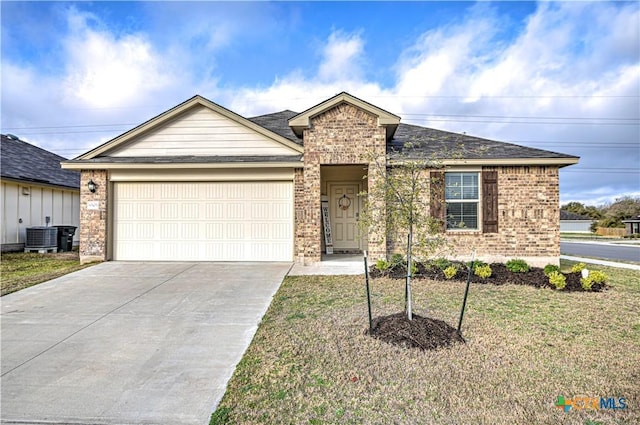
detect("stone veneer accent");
top-left (297, 103), bottom-right (387, 264)
top-left (79, 170), bottom-right (108, 263)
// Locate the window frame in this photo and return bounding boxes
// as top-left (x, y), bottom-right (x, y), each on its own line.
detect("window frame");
top-left (444, 171), bottom-right (481, 231)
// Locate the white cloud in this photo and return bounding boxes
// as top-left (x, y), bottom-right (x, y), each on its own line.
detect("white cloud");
top-left (2, 2), bottom-right (637, 202)
top-left (62, 8), bottom-right (172, 108)
top-left (318, 31), bottom-right (365, 82)
top-left (223, 30), bottom-right (388, 116)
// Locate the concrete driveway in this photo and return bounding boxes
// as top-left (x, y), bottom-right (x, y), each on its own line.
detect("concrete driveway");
top-left (1, 261), bottom-right (291, 425)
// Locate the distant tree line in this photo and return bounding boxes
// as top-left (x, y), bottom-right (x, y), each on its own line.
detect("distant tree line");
top-left (561, 196), bottom-right (640, 232)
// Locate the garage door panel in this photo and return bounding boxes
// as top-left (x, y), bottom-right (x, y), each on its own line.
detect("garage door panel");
top-left (272, 202), bottom-right (292, 219)
top-left (181, 223), bottom-right (199, 239)
top-left (251, 223), bottom-right (269, 239)
top-left (137, 204), bottom-right (154, 219)
top-left (226, 203), bottom-right (244, 219)
top-left (226, 223), bottom-right (244, 239)
top-left (182, 204), bottom-right (199, 219)
top-left (137, 223), bottom-right (154, 239)
top-left (205, 223), bottom-right (224, 239)
top-left (114, 182), bottom-right (293, 261)
top-left (251, 203), bottom-right (270, 219)
top-left (205, 203), bottom-right (224, 219)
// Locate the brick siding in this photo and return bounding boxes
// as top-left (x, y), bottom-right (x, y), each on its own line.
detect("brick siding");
top-left (441, 166), bottom-right (560, 266)
top-left (296, 102), bottom-right (387, 263)
top-left (79, 170), bottom-right (108, 263)
top-left (384, 165), bottom-right (560, 267)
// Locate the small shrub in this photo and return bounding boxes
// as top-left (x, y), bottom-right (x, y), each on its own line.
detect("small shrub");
top-left (571, 262), bottom-right (587, 273)
top-left (580, 270), bottom-right (608, 291)
top-left (506, 258), bottom-right (530, 273)
top-left (390, 253), bottom-right (405, 268)
top-left (547, 271), bottom-right (566, 290)
top-left (409, 261), bottom-right (418, 275)
top-left (591, 270), bottom-right (609, 283)
top-left (375, 259), bottom-right (390, 272)
top-left (467, 260), bottom-right (487, 271)
top-left (543, 264), bottom-right (560, 277)
top-left (474, 264), bottom-right (492, 279)
top-left (433, 257), bottom-right (451, 270)
top-left (443, 265), bottom-right (457, 279)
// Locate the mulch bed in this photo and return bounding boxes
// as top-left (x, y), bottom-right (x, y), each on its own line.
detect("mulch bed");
top-left (370, 312), bottom-right (465, 351)
top-left (367, 262), bottom-right (605, 351)
top-left (369, 262), bottom-right (606, 292)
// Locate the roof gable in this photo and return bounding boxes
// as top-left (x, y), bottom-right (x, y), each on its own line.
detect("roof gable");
top-left (76, 95), bottom-right (303, 160)
top-left (1, 135), bottom-right (79, 189)
top-left (288, 92), bottom-right (400, 140)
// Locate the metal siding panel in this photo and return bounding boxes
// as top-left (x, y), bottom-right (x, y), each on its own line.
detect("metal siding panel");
top-left (18, 186), bottom-right (31, 243)
top-left (30, 187), bottom-right (42, 225)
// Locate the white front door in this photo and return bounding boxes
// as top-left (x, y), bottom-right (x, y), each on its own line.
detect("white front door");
top-left (329, 183), bottom-right (360, 251)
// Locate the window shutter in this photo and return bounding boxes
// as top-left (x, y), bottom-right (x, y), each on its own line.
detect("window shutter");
top-left (482, 171), bottom-right (498, 233)
top-left (430, 171), bottom-right (445, 232)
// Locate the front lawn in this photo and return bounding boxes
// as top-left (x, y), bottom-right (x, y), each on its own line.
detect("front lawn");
top-left (212, 261), bottom-right (640, 424)
top-left (1, 251), bottom-right (93, 296)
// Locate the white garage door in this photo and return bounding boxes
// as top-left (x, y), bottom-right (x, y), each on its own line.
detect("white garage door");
top-left (113, 182), bottom-right (293, 261)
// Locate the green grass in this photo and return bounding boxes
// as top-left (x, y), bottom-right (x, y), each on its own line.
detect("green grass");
top-left (212, 260), bottom-right (640, 424)
top-left (1, 251), bottom-right (94, 296)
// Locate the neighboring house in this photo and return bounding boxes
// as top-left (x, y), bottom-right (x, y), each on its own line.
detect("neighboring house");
top-left (560, 210), bottom-right (595, 233)
top-left (1, 134), bottom-right (80, 251)
top-left (62, 93), bottom-right (578, 266)
top-left (623, 216), bottom-right (640, 236)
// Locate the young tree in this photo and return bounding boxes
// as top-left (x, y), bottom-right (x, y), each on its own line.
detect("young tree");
top-left (359, 141), bottom-right (450, 320)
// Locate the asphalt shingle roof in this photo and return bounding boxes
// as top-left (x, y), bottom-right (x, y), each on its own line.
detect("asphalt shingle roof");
top-left (246, 112), bottom-right (577, 161)
top-left (1, 134), bottom-right (80, 189)
top-left (248, 110), bottom-right (301, 145)
top-left (560, 210), bottom-right (594, 221)
top-left (389, 123), bottom-right (576, 160)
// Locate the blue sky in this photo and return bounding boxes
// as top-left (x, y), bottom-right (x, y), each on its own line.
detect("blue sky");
top-left (1, 1), bottom-right (638, 205)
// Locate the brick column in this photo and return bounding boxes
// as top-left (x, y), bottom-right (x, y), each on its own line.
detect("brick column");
top-left (293, 168), bottom-right (306, 263)
top-left (366, 167), bottom-right (387, 260)
top-left (302, 153), bottom-right (322, 264)
top-left (79, 170), bottom-right (108, 264)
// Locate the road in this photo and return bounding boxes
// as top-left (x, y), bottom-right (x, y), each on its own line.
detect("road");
top-left (560, 241), bottom-right (640, 263)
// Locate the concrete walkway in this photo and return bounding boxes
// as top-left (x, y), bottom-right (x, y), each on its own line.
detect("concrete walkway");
top-left (1, 261), bottom-right (291, 425)
top-left (289, 254), bottom-right (365, 275)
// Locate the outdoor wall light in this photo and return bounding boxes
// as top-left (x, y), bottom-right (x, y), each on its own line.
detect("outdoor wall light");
top-left (87, 180), bottom-right (97, 193)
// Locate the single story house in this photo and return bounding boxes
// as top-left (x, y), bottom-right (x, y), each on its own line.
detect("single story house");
top-left (62, 93), bottom-right (578, 266)
top-left (560, 210), bottom-right (595, 233)
top-left (1, 134), bottom-right (80, 251)
top-left (623, 216), bottom-right (640, 236)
